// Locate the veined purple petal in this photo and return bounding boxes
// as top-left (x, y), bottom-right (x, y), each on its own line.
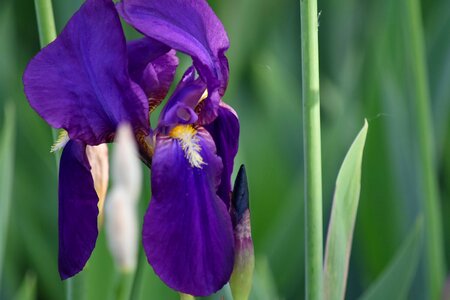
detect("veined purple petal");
top-left (23, 0), bottom-right (148, 145)
top-left (205, 103), bottom-right (240, 208)
top-left (143, 126), bottom-right (234, 296)
top-left (59, 140), bottom-right (99, 279)
top-left (127, 38), bottom-right (179, 107)
top-left (117, 0), bottom-right (230, 123)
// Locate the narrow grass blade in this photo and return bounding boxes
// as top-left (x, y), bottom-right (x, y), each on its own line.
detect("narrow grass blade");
top-left (0, 102), bottom-right (15, 286)
top-left (359, 216), bottom-right (424, 300)
top-left (14, 273), bottom-right (37, 300)
top-left (323, 120), bottom-right (368, 300)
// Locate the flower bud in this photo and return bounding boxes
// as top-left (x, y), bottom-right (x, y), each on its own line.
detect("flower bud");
top-left (229, 165), bottom-right (254, 300)
top-left (105, 123), bottom-right (142, 272)
top-left (105, 187), bottom-right (138, 272)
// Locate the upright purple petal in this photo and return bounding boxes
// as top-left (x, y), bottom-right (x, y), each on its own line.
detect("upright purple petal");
top-left (158, 67), bottom-right (205, 128)
top-left (117, 0), bottom-right (230, 122)
top-left (127, 38), bottom-right (179, 107)
top-left (59, 140), bottom-right (99, 279)
top-left (23, 0), bottom-right (148, 145)
top-left (205, 103), bottom-right (240, 208)
top-left (143, 127), bottom-right (234, 296)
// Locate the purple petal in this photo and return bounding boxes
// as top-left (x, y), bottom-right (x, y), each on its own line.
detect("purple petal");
top-left (158, 67), bottom-right (205, 128)
top-left (205, 103), bottom-right (240, 208)
top-left (127, 38), bottom-right (179, 107)
top-left (59, 140), bottom-right (99, 279)
top-left (23, 0), bottom-right (148, 145)
top-left (117, 0), bottom-right (229, 123)
top-left (143, 127), bottom-right (234, 296)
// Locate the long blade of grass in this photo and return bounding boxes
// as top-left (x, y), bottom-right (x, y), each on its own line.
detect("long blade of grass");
top-left (402, 0), bottom-right (446, 297)
top-left (359, 216), bottom-right (424, 300)
top-left (323, 120), bottom-right (368, 300)
top-left (0, 102), bottom-right (15, 287)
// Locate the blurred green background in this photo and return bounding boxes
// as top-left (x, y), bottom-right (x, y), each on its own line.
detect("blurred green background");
top-left (0, 0), bottom-right (449, 299)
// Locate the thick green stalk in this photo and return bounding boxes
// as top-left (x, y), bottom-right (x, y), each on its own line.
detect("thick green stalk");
top-left (403, 0), bottom-right (446, 298)
top-left (34, 0), bottom-right (57, 47)
top-left (114, 272), bottom-right (134, 300)
top-left (300, 0), bottom-right (323, 299)
top-left (179, 293), bottom-right (195, 300)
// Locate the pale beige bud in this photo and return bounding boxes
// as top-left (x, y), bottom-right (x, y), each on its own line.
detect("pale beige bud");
top-left (111, 123), bottom-right (141, 200)
top-left (105, 123), bottom-right (142, 272)
top-left (105, 187), bottom-right (138, 272)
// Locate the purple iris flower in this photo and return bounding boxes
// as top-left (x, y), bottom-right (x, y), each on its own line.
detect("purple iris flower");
top-left (23, 0), bottom-right (240, 296)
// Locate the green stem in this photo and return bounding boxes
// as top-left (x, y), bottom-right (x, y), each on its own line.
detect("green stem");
top-left (114, 272), bottom-right (134, 300)
top-left (34, 0), bottom-right (57, 47)
top-left (403, 0), bottom-right (446, 298)
top-left (300, 0), bottom-right (323, 299)
top-left (129, 243), bottom-right (144, 300)
top-left (65, 275), bottom-right (85, 300)
top-left (179, 293), bottom-right (195, 300)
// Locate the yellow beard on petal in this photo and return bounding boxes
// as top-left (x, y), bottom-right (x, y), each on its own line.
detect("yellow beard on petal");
top-left (169, 125), bottom-right (206, 169)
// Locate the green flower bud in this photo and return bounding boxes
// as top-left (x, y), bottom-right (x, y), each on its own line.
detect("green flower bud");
top-left (230, 165), bottom-right (254, 300)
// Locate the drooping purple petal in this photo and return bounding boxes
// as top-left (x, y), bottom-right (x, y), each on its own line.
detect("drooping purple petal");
top-left (23, 0), bottom-right (148, 145)
top-left (117, 0), bottom-right (230, 123)
top-left (158, 67), bottom-right (205, 128)
top-left (59, 140), bottom-right (99, 279)
top-left (205, 103), bottom-right (240, 208)
top-left (143, 127), bottom-right (234, 296)
top-left (127, 38), bottom-right (179, 107)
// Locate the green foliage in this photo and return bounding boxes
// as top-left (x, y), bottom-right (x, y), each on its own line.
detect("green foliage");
top-left (14, 273), bottom-right (37, 300)
top-left (359, 217), bottom-right (424, 300)
top-left (0, 0), bottom-right (449, 299)
top-left (0, 103), bottom-right (15, 287)
top-left (323, 120), bottom-right (368, 300)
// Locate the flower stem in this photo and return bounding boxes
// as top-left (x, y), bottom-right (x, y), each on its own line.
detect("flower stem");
top-left (128, 242), bottom-right (144, 300)
top-left (114, 272), bottom-right (134, 300)
top-left (299, 0), bottom-right (323, 299)
top-left (33, 0), bottom-right (57, 47)
top-left (65, 274), bottom-right (85, 300)
top-left (403, 0), bottom-right (446, 298)
top-left (179, 293), bottom-right (195, 300)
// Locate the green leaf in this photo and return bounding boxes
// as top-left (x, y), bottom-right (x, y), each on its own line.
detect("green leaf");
top-left (359, 216), bottom-right (424, 300)
top-left (14, 273), bottom-right (37, 300)
top-left (324, 120), bottom-right (369, 300)
top-left (0, 102), bottom-right (15, 286)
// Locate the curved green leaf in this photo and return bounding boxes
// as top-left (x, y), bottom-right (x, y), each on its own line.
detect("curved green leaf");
top-left (324, 120), bottom-right (369, 300)
top-left (0, 102), bottom-right (15, 287)
top-left (359, 216), bottom-right (424, 300)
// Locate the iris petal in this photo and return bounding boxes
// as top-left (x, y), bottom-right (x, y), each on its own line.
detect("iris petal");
top-left (117, 0), bottom-right (230, 123)
top-left (158, 67), bottom-right (205, 128)
top-left (143, 127), bottom-right (234, 296)
top-left (127, 38), bottom-right (179, 106)
top-left (23, 0), bottom-right (148, 145)
top-left (58, 140), bottom-right (99, 279)
top-left (205, 103), bottom-right (240, 208)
